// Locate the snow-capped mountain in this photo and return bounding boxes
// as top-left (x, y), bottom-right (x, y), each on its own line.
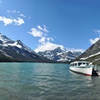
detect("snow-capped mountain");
top-left (38, 47), bottom-right (82, 62)
top-left (0, 33), bottom-right (49, 62)
top-left (78, 39), bottom-right (100, 65)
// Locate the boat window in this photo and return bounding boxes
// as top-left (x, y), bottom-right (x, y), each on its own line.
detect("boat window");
top-left (74, 63), bottom-right (77, 66)
top-left (70, 63), bottom-right (77, 66)
top-left (84, 63), bottom-right (89, 65)
top-left (78, 63), bottom-right (82, 66)
top-left (71, 62), bottom-right (89, 66)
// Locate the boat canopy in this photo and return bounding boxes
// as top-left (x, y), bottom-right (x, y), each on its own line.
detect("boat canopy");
top-left (70, 61), bottom-right (90, 67)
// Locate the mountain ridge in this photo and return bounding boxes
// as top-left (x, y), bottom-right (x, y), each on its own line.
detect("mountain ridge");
top-left (38, 47), bottom-right (82, 62)
top-left (77, 39), bottom-right (100, 65)
top-left (0, 33), bottom-right (52, 62)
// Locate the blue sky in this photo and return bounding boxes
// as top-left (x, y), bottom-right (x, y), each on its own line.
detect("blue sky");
top-left (0, 0), bottom-right (100, 52)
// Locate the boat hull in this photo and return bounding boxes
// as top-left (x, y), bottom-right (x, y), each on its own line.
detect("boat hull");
top-left (69, 67), bottom-right (93, 76)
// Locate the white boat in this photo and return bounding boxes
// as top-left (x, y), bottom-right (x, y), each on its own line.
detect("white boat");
top-left (69, 61), bottom-right (98, 76)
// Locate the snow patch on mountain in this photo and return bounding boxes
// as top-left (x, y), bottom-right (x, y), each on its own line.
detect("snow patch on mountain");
top-left (81, 52), bottom-right (100, 60)
top-left (0, 33), bottom-right (35, 54)
top-left (38, 47), bottom-right (82, 62)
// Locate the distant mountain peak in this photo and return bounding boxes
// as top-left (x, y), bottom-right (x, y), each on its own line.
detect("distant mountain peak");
top-left (16, 40), bottom-right (22, 44)
top-left (0, 33), bottom-right (14, 44)
top-left (38, 46), bottom-right (82, 62)
top-left (35, 42), bottom-right (65, 52)
top-left (16, 40), bottom-right (23, 46)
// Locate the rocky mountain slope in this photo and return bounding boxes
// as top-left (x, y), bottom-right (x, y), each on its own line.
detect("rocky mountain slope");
top-left (78, 39), bottom-right (100, 65)
top-left (38, 47), bottom-right (82, 62)
top-left (0, 33), bottom-right (50, 62)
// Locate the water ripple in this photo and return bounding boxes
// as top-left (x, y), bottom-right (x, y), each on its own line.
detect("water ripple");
top-left (0, 63), bottom-right (99, 100)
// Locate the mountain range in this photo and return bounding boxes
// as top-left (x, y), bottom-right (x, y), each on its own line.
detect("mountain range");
top-left (38, 47), bottom-right (82, 62)
top-left (1, 33), bottom-right (100, 65)
top-left (0, 33), bottom-right (51, 62)
top-left (0, 33), bottom-right (83, 62)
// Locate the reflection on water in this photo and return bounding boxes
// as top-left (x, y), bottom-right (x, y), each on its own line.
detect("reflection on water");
top-left (0, 63), bottom-right (99, 100)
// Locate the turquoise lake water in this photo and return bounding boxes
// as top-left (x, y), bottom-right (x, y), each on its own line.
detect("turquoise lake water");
top-left (0, 63), bottom-right (100, 100)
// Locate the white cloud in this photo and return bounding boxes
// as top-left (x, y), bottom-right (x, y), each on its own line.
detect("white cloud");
top-left (28, 25), bottom-right (54, 46)
top-left (96, 30), bottom-right (100, 33)
top-left (94, 29), bottom-right (100, 35)
top-left (0, 16), bottom-right (13, 25)
top-left (28, 28), bottom-right (43, 37)
top-left (47, 37), bottom-right (54, 41)
top-left (19, 13), bottom-right (26, 18)
top-left (35, 41), bottom-right (84, 53)
top-left (37, 25), bottom-right (43, 30)
top-left (37, 25), bottom-right (48, 32)
top-left (29, 25), bottom-right (84, 53)
top-left (7, 10), bottom-right (26, 18)
top-left (66, 48), bottom-right (84, 53)
top-left (38, 37), bottom-right (46, 44)
top-left (38, 37), bottom-right (54, 44)
top-left (28, 25), bottom-right (59, 52)
top-left (0, 16), bottom-right (24, 26)
top-left (35, 42), bottom-right (64, 52)
top-left (13, 17), bottom-right (24, 25)
top-left (89, 38), bottom-right (99, 44)
top-left (7, 10), bottom-right (20, 14)
top-left (89, 29), bottom-right (100, 45)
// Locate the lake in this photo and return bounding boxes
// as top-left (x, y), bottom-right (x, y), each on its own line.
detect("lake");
top-left (0, 63), bottom-right (100, 100)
